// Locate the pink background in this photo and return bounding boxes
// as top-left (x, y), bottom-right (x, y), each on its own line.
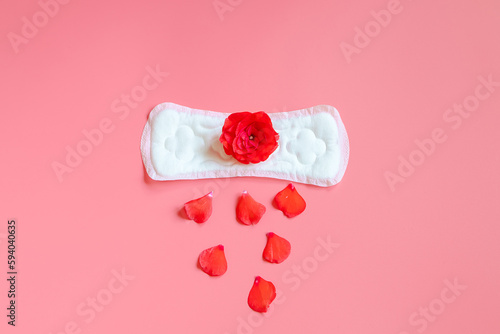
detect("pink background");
top-left (1, 0), bottom-right (499, 333)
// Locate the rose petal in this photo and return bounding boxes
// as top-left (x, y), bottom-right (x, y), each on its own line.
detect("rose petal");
top-left (263, 232), bottom-right (291, 264)
top-left (183, 192), bottom-right (213, 223)
top-left (274, 183), bottom-right (306, 218)
top-left (247, 276), bottom-right (276, 313)
top-left (236, 191), bottom-right (266, 225)
top-left (198, 245), bottom-right (228, 276)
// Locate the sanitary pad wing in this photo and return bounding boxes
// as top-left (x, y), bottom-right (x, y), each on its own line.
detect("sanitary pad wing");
top-left (141, 103), bottom-right (349, 187)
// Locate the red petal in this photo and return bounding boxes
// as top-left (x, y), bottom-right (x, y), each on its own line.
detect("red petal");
top-left (224, 112), bottom-right (250, 133)
top-left (235, 114), bottom-right (255, 136)
top-left (252, 111), bottom-right (273, 124)
top-left (236, 191), bottom-right (266, 225)
top-left (274, 184), bottom-right (306, 218)
top-left (263, 232), bottom-right (291, 264)
top-left (248, 276), bottom-right (276, 313)
top-left (198, 245), bottom-right (227, 276)
top-left (233, 134), bottom-right (249, 155)
top-left (183, 192), bottom-right (213, 223)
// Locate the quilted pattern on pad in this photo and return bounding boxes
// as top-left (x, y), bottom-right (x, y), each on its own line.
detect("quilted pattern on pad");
top-left (141, 103), bottom-right (349, 187)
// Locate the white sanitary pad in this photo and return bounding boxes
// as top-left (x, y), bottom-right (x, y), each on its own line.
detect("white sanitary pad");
top-left (141, 103), bottom-right (349, 187)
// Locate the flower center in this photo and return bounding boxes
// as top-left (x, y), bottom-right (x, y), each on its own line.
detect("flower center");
top-left (249, 135), bottom-right (255, 140)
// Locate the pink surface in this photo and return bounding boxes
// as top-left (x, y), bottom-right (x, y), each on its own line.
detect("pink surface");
top-left (1, 0), bottom-right (499, 333)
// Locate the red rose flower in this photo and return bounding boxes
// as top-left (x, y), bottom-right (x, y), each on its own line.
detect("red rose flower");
top-left (219, 112), bottom-right (279, 164)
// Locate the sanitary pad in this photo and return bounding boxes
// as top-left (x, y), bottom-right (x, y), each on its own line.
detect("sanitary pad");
top-left (141, 103), bottom-right (349, 187)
